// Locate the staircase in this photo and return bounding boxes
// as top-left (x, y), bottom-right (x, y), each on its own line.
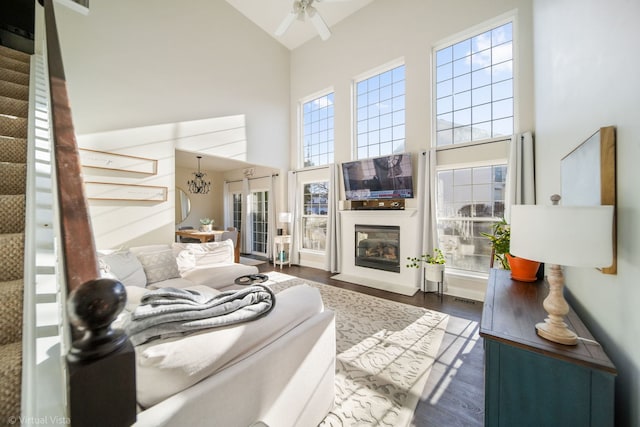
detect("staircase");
top-left (0, 44), bottom-right (30, 425)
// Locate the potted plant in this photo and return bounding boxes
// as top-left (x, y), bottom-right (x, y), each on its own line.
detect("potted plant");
top-left (481, 218), bottom-right (511, 270)
top-left (200, 217), bottom-right (214, 232)
top-left (407, 248), bottom-right (446, 282)
top-left (481, 218), bottom-right (540, 282)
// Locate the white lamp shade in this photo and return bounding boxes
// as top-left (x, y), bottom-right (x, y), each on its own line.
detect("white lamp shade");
top-left (278, 212), bottom-right (292, 223)
top-left (510, 205), bottom-right (614, 268)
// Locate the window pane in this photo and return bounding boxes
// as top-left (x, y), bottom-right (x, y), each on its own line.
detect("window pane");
top-left (454, 91), bottom-right (471, 110)
top-left (302, 92), bottom-right (334, 167)
top-left (435, 21), bottom-right (514, 146)
top-left (437, 63), bottom-right (453, 82)
top-left (436, 164), bottom-right (507, 273)
top-left (356, 64), bottom-right (405, 159)
top-left (453, 57), bottom-right (471, 77)
top-left (436, 46), bottom-right (453, 65)
top-left (453, 39), bottom-right (471, 60)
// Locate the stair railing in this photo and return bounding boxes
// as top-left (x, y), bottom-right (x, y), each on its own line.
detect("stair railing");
top-left (39, 0), bottom-right (136, 425)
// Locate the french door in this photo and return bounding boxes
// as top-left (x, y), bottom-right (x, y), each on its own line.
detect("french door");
top-left (250, 190), bottom-right (269, 255)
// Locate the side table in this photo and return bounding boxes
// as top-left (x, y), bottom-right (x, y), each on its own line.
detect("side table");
top-left (273, 235), bottom-right (291, 269)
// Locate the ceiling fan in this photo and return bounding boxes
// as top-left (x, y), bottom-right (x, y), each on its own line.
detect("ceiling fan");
top-left (275, 0), bottom-right (343, 41)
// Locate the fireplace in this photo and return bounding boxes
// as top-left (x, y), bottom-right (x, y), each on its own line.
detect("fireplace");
top-left (355, 224), bottom-right (400, 273)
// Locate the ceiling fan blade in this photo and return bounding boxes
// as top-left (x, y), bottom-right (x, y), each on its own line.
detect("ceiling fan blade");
top-left (275, 11), bottom-right (298, 36)
top-left (307, 6), bottom-right (331, 40)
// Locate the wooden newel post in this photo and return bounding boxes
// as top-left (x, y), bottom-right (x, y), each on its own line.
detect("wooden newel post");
top-left (67, 278), bottom-right (136, 427)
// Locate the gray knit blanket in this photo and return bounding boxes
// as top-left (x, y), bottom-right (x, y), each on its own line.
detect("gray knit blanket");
top-left (123, 285), bottom-right (276, 345)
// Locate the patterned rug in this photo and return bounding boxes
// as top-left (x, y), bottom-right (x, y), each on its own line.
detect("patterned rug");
top-left (266, 273), bottom-right (449, 427)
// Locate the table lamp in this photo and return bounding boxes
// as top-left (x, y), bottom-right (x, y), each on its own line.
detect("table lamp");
top-left (510, 195), bottom-right (614, 345)
top-left (278, 212), bottom-right (292, 236)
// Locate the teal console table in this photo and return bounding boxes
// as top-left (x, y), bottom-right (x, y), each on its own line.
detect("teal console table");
top-left (480, 269), bottom-right (616, 427)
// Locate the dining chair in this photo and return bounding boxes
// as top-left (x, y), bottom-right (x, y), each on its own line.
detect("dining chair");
top-left (221, 229), bottom-right (240, 262)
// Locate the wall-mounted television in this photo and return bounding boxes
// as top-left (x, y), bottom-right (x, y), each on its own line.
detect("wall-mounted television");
top-left (342, 153), bottom-right (414, 200)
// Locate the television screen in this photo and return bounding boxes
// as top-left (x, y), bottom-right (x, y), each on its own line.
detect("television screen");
top-left (342, 153), bottom-right (414, 200)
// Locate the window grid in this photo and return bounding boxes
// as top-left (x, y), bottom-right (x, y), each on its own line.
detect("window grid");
top-left (356, 64), bottom-right (406, 159)
top-left (436, 164), bottom-right (507, 273)
top-left (435, 22), bottom-right (513, 146)
top-left (302, 182), bottom-right (328, 251)
top-left (232, 193), bottom-right (242, 231)
top-left (302, 93), bottom-right (334, 167)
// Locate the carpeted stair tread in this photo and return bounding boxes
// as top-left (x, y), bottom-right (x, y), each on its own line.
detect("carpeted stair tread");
top-left (0, 341), bottom-right (22, 425)
top-left (0, 234), bottom-right (24, 282)
top-left (0, 162), bottom-right (26, 195)
top-left (0, 115), bottom-right (28, 138)
top-left (0, 195), bottom-right (25, 233)
top-left (0, 280), bottom-right (23, 346)
top-left (0, 67), bottom-right (29, 87)
top-left (0, 56), bottom-right (30, 76)
top-left (0, 45), bottom-right (30, 64)
top-left (0, 95), bottom-right (28, 118)
top-left (0, 80), bottom-right (28, 102)
top-left (0, 137), bottom-right (27, 163)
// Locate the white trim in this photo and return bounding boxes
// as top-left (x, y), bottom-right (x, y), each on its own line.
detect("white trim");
top-left (431, 11), bottom-right (519, 147)
top-left (298, 89), bottom-right (335, 169)
top-left (352, 57), bottom-right (405, 83)
top-left (299, 179), bottom-right (329, 254)
top-left (351, 58), bottom-right (406, 160)
top-left (432, 10), bottom-right (518, 52)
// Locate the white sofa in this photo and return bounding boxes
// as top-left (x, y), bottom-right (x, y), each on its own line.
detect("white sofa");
top-left (99, 240), bottom-right (258, 291)
top-left (100, 240), bottom-right (337, 426)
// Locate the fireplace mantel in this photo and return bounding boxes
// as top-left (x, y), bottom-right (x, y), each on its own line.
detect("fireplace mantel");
top-left (336, 209), bottom-right (421, 295)
top-left (339, 208), bottom-right (418, 218)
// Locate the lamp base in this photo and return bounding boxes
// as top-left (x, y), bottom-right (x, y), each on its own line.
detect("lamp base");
top-left (536, 264), bottom-right (578, 346)
top-left (536, 320), bottom-right (578, 345)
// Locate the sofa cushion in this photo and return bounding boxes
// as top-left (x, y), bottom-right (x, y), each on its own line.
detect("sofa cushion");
top-left (135, 284), bottom-right (324, 408)
top-left (172, 240), bottom-right (234, 273)
top-left (134, 248), bottom-right (181, 285)
top-left (98, 250), bottom-right (147, 288)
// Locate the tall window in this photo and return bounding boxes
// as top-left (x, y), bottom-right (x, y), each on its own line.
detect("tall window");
top-left (251, 191), bottom-right (268, 254)
top-left (356, 64), bottom-right (405, 159)
top-left (436, 164), bottom-right (507, 273)
top-left (435, 22), bottom-right (513, 146)
top-left (302, 93), bottom-right (334, 167)
top-left (302, 182), bottom-right (328, 251)
top-left (231, 192), bottom-right (242, 231)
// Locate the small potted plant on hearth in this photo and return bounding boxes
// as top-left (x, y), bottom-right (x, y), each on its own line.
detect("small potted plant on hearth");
top-left (407, 248), bottom-right (446, 283)
top-left (200, 217), bottom-right (214, 232)
top-left (481, 218), bottom-right (540, 281)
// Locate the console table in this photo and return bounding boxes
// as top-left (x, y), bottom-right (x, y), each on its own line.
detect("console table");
top-left (480, 269), bottom-right (616, 427)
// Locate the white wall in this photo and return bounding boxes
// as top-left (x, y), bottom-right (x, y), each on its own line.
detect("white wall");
top-left (533, 0), bottom-right (640, 425)
top-left (78, 125), bottom-right (176, 249)
top-left (54, 0), bottom-right (290, 171)
top-left (288, 0), bottom-right (534, 295)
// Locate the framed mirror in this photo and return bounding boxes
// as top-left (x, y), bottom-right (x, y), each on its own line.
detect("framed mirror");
top-left (175, 187), bottom-right (191, 224)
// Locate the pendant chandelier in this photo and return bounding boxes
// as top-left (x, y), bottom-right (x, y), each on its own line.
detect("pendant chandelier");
top-left (187, 156), bottom-right (211, 195)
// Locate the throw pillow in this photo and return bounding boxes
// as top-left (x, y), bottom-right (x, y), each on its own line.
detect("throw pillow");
top-left (98, 250), bottom-right (147, 288)
top-left (135, 248), bottom-right (181, 285)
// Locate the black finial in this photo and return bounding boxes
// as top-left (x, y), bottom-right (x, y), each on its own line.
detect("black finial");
top-left (67, 278), bottom-right (128, 361)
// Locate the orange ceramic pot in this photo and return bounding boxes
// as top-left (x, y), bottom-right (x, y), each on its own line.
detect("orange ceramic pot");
top-left (506, 253), bottom-right (541, 282)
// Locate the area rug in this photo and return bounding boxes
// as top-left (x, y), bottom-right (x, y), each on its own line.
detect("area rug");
top-left (267, 273), bottom-right (449, 427)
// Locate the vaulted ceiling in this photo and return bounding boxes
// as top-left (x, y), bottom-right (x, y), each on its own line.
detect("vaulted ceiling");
top-left (225, 0), bottom-right (375, 50)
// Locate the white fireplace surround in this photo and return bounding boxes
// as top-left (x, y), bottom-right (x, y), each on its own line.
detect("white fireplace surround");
top-left (337, 209), bottom-right (421, 296)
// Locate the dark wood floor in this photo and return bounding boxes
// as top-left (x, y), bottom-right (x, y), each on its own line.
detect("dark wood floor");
top-left (257, 262), bottom-right (485, 427)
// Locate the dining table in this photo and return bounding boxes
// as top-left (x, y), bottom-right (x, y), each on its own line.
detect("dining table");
top-left (175, 229), bottom-right (225, 243)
